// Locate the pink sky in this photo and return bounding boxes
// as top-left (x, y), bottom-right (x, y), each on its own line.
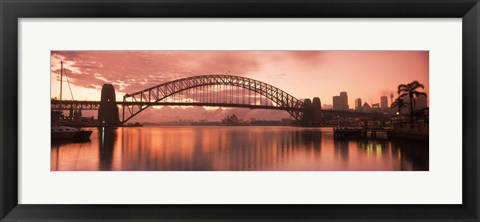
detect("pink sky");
top-left (51, 51), bottom-right (429, 122)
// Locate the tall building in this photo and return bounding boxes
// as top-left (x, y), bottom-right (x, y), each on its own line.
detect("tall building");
top-left (355, 98), bottom-right (362, 112)
top-left (333, 92), bottom-right (349, 111)
top-left (380, 96), bottom-right (388, 110)
top-left (400, 94), bottom-right (411, 114)
top-left (339, 92), bottom-right (349, 110)
top-left (415, 94), bottom-right (428, 110)
top-left (332, 96), bottom-right (342, 110)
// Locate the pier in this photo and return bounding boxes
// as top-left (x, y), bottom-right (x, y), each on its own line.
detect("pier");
top-left (333, 128), bottom-right (390, 140)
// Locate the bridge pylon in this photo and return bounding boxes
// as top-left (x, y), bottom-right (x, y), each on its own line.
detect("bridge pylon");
top-left (301, 97), bottom-right (322, 127)
top-left (98, 84), bottom-right (120, 126)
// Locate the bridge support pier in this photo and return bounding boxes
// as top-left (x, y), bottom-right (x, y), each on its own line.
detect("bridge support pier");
top-left (98, 84), bottom-right (120, 126)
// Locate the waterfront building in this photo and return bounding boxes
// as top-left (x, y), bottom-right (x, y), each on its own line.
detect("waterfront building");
top-left (362, 102), bottom-right (371, 113)
top-left (371, 103), bottom-right (381, 113)
top-left (355, 98), bottom-right (362, 112)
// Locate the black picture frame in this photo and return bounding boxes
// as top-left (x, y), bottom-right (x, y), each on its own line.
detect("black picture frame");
top-left (1, 0), bottom-right (479, 221)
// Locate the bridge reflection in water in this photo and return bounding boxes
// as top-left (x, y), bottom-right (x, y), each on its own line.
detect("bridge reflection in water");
top-left (51, 126), bottom-right (428, 171)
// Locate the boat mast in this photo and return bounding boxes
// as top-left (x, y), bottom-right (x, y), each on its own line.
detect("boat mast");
top-left (60, 61), bottom-right (63, 104)
top-left (58, 61), bottom-right (64, 124)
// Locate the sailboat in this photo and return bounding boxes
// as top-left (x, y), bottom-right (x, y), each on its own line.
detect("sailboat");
top-left (51, 61), bottom-right (92, 141)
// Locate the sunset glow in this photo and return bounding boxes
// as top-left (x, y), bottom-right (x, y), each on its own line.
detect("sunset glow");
top-left (51, 51), bottom-right (428, 122)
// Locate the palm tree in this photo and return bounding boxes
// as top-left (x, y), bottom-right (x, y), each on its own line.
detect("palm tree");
top-left (397, 81), bottom-right (427, 123)
top-left (390, 98), bottom-right (409, 115)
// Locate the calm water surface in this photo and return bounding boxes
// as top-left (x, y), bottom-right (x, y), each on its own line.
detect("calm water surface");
top-left (51, 126), bottom-right (428, 171)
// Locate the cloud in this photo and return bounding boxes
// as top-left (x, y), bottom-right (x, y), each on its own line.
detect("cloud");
top-left (51, 51), bottom-right (263, 94)
top-left (51, 51), bottom-right (327, 94)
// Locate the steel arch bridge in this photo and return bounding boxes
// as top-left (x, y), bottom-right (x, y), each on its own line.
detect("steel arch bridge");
top-left (122, 75), bottom-right (305, 123)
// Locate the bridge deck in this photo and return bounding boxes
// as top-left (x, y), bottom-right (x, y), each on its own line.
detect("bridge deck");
top-left (51, 100), bottom-right (392, 118)
top-left (51, 100), bottom-right (303, 111)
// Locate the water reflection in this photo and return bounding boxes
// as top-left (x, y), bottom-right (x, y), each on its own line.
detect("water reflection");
top-left (51, 126), bottom-right (428, 171)
top-left (391, 139), bottom-right (429, 171)
top-left (334, 140), bottom-right (349, 161)
top-left (98, 127), bottom-right (117, 170)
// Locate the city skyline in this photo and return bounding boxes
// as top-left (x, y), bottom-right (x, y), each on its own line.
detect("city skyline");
top-left (51, 50), bottom-right (429, 121)
top-left (330, 91), bottom-right (428, 111)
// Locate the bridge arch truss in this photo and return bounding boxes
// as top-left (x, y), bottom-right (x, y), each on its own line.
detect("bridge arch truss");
top-left (122, 75), bottom-right (304, 123)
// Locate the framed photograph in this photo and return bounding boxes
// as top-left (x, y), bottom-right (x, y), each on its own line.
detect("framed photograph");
top-left (1, 0), bottom-right (479, 221)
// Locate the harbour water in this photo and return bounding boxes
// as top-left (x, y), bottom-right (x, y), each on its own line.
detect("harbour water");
top-left (51, 126), bottom-right (428, 171)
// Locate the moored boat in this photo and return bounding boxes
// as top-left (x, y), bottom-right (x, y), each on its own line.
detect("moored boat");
top-left (51, 126), bottom-right (76, 140)
top-left (51, 61), bottom-right (93, 142)
top-left (51, 126), bottom-right (92, 141)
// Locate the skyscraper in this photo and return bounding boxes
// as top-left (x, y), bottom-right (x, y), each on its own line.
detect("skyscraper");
top-left (355, 98), bottom-right (362, 112)
top-left (400, 94), bottom-right (411, 114)
top-left (340, 92), bottom-right (349, 110)
top-left (380, 96), bottom-right (388, 110)
top-left (333, 96), bottom-right (342, 110)
top-left (333, 92), bottom-right (349, 111)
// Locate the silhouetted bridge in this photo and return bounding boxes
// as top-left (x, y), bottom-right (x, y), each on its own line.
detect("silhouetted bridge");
top-left (51, 75), bottom-right (390, 126)
top-left (52, 100), bottom-right (304, 112)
